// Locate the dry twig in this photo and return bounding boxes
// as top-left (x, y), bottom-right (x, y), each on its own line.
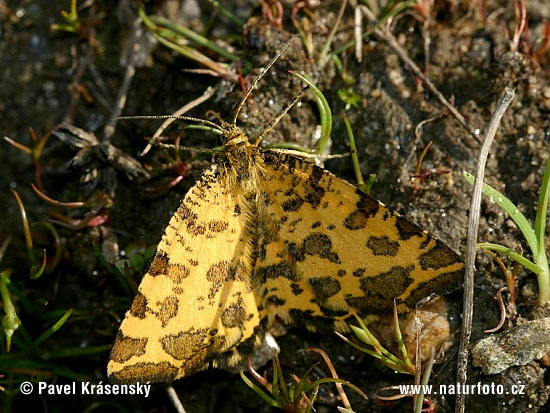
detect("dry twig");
top-left (140, 85), bottom-right (219, 156)
top-left (455, 88), bottom-right (514, 413)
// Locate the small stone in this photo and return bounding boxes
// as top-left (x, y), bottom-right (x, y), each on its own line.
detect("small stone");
top-left (472, 318), bottom-right (550, 375)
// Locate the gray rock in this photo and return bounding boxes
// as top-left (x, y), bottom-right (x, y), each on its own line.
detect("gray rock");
top-left (471, 318), bottom-right (550, 375)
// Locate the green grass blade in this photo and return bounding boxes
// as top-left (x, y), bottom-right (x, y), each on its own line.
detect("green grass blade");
top-left (274, 353), bottom-right (290, 401)
top-left (289, 71), bottom-right (332, 154)
top-left (11, 189), bottom-right (35, 263)
top-left (35, 308), bottom-right (73, 345)
top-left (464, 171), bottom-right (538, 256)
top-left (239, 371), bottom-right (283, 408)
top-left (535, 157), bottom-right (550, 259)
top-left (149, 15), bottom-right (239, 61)
top-left (344, 114), bottom-right (367, 193)
top-left (207, 0), bottom-right (244, 26)
top-left (478, 243), bottom-right (543, 275)
top-left (306, 377), bottom-right (367, 399)
top-left (1, 271), bottom-right (21, 352)
top-left (30, 250), bottom-right (47, 280)
top-left (138, 8), bottom-right (236, 81)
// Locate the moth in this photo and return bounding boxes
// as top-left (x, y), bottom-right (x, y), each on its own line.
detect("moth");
top-left (107, 39), bottom-right (464, 384)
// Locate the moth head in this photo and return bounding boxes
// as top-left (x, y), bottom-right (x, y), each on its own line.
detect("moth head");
top-left (224, 124), bottom-right (249, 146)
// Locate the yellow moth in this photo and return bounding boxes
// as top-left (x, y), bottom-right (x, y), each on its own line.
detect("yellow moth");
top-left (107, 39), bottom-right (464, 384)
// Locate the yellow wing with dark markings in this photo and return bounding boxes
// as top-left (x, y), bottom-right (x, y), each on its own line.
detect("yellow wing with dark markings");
top-left (107, 141), bottom-right (463, 384)
top-left (108, 166), bottom-right (263, 383)
top-left (254, 151), bottom-right (463, 332)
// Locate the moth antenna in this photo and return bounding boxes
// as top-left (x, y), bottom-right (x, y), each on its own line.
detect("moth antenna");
top-left (204, 110), bottom-right (227, 127)
top-left (253, 84), bottom-right (308, 146)
top-left (145, 140), bottom-right (219, 154)
top-left (232, 34), bottom-right (298, 127)
top-left (117, 115), bottom-right (224, 133)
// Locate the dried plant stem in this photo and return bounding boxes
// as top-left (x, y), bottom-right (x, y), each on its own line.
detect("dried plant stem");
top-left (166, 385), bottom-right (187, 413)
top-left (304, 347), bottom-right (351, 409)
top-left (103, 16), bottom-right (140, 143)
top-left (455, 88), bottom-right (514, 413)
top-left (484, 287), bottom-right (508, 334)
top-left (63, 44), bottom-right (94, 125)
top-left (414, 347), bottom-right (436, 413)
top-left (141, 85), bottom-right (219, 156)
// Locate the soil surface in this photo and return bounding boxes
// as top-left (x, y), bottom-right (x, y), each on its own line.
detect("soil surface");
top-left (2, 0), bottom-right (550, 412)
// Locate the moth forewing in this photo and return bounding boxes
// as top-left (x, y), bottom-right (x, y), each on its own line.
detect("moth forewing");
top-left (108, 165), bottom-right (263, 383)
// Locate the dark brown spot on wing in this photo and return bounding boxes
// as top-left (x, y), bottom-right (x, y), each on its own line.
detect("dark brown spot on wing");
top-left (359, 266), bottom-right (414, 297)
top-left (303, 166), bottom-right (325, 208)
top-left (166, 264), bottom-right (190, 283)
top-left (308, 276), bottom-right (341, 301)
top-left (290, 282), bottom-right (303, 295)
top-left (155, 296), bottom-right (179, 327)
top-left (319, 306), bottom-right (349, 317)
top-left (109, 361), bottom-right (179, 384)
top-left (367, 235), bottom-right (400, 256)
top-left (129, 292), bottom-right (148, 319)
top-left (161, 329), bottom-right (208, 361)
top-left (282, 197), bottom-right (304, 212)
top-left (302, 233), bottom-right (341, 263)
top-left (287, 241), bottom-right (305, 262)
top-left (419, 240), bottom-right (461, 270)
top-left (177, 204), bottom-right (207, 236)
top-left (395, 216), bottom-right (424, 240)
top-left (221, 300), bottom-right (246, 328)
top-left (206, 261), bottom-right (245, 299)
top-left (266, 296), bottom-right (286, 306)
top-left (346, 266), bottom-right (414, 312)
top-left (256, 262), bottom-right (296, 282)
top-left (404, 269), bottom-right (464, 307)
top-left (208, 220), bottom-right (229, 233)
top-left (109, 333), bottom-right (148, 363)
top-left (233, 204), bottom-right (241, 216)
top-left (149, 252), bottom-right (169, 277)
top-left (343, 191), bottom-right (380, 230)
top-left (287, 309), bottom-right (345, 333)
